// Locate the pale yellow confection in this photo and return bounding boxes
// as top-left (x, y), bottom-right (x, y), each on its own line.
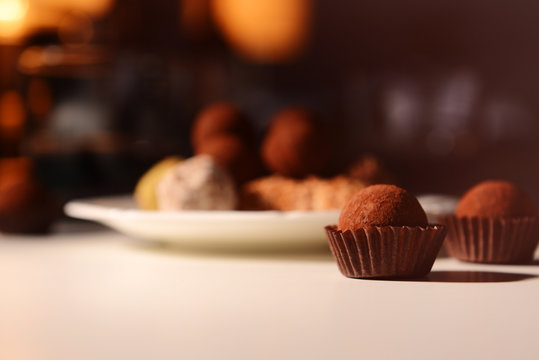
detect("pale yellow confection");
top-left (134, 156), bottom-right (182, 210)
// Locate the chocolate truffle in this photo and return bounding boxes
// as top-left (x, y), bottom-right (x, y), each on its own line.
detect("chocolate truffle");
top-left (338, 184), bottom-right (428, 232)
top-left (261, 108), bottom-right (329, 178)
top-left (191, 102), bottom-right (254, 149)
top-left (443, 180), bottom-right (538, 264)
top-left (455, 180), bottom-right (537, 218)
top-left (326, 184), bottom-right (445, 279)
top-left (156, 155), bottom-right (237, 210)
top-left (195, 134), bottom-right (261, 185)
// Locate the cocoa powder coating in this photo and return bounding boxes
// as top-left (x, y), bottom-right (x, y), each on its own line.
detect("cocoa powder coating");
top-left (455, 180), bottom-right (537, 218)
top-left (338, 184), bottom-right (428, 231)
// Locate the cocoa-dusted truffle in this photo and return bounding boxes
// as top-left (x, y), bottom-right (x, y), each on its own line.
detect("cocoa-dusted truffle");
top-left (338, 184), bottom-right (427, 232)
top-left (455, 180), bottom-right (537, 218)
top-left (261, 108), bottom-right (329, 178)
top-left (191, 102), bottom-right (254, 148)
top-left (442, 180), bottom-right (538, 263)
top-left (195, 134), bottom-right (261, 185)
top-left (326, 184), bottom-right (445, 279)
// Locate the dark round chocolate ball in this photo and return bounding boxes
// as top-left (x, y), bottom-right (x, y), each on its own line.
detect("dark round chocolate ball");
top-left (191, 102), bottom-right (254, 148)
top-left (338, 184), bottom-right (428, 231)
top-left (0, 178), bottom-right (60, 234)
top-left (347, 154), bottom-right (395, 185)
top-left (455, 180), bottom-right (537, 218)
top-left (196, 134), bottom-right (261, 185)
top-left (261, 108), bottom-right (329, 178)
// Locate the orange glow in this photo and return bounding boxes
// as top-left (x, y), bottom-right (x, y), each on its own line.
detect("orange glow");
top-left (0, 157), bottom-right (32, 190)
top-left (38, 0), bottom-right (114, 18)
top-left (0, 0), bottom-right (27, 21)
top-left (0, 0), bottom-right (28, 42)
top-left (212, 0), bottom-right (312, 63)
top-left (0, 90), bottom-right (25, 138)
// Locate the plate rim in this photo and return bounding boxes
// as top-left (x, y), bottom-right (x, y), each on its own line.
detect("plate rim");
top-left (64, 195), bottom-right (341, 223)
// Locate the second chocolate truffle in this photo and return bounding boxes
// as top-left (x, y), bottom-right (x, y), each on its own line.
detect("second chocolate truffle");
top-left (455, 180), bottom-right (537, 218)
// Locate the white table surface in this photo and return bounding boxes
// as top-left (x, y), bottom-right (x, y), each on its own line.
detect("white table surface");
top-left (0, 222), bottom-right (538, 360)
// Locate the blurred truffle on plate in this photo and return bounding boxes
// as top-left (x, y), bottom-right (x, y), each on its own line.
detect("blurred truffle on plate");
top-left (191, 102), bottom-right (254, 149)
top-left (347, 154), bottom-right (396, 185)
top-left (0, 157), bottom-right (60, 234)
top-left (156, 155), bottom-right (237, 210)
top-left (195, 134), bottom-right (262, 185)
top-left (261, 107), bottom-right (330, 178)
top-left (240, 175), bottom-right (365, 211)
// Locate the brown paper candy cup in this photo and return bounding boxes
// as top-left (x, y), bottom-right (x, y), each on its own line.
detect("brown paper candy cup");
top-left (441, 216), bottom-right (538, 264)
top-left (325, 225), bottom-right (446, 279)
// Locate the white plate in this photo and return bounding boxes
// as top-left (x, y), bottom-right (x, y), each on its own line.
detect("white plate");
top-left (416, 194), bottom-right (459, 223)
top-left (64, 195), bottom-right (340, 250)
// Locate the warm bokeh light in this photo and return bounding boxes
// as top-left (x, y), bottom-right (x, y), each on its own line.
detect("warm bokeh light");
top-left (212, 0), bottom-right (312, 63)
top-left (0, 0), bottom-right (28, 42)
top-left (0, 0), bottom-right (27, 21)
top-left (37, 0), bottom-right (115, 18)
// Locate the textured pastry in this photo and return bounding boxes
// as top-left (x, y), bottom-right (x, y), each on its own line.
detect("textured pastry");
top-left (240, 175), bottom-right (366, 211)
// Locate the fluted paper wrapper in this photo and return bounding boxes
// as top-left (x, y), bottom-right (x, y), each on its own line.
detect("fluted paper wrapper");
top-left (325, 225), bottom-right (446, 279)
top-left (442, 216), bottom-right (538, 264)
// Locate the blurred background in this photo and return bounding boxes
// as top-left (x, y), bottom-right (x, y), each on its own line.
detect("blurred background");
top-left (1, 0), bottom-right (539, 203)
